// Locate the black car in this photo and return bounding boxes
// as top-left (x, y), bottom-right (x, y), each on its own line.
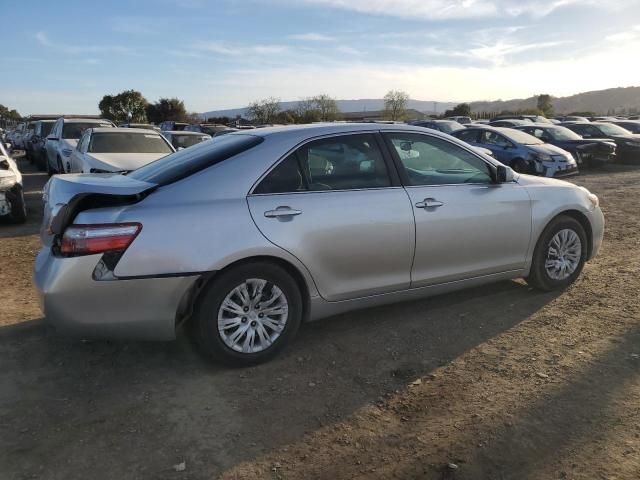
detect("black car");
top-left (515, 124), bottom-right (615, 167)
top-left (409, 119), bottom-right (465, 134)
top-left (561, 122), bottom-right (640, 164)
top-left (28, 120), bottom-right (55, 170)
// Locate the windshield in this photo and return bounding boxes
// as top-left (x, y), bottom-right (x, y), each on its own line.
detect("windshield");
top-left (599, 123), bottom-right (632, 135)
top-left (89, 132), bottom-right (173, 154)
top-left (548, 126), bottom-right (582, 141)
top-left (128, 134), bottom-right (264, 186)
top-left (438, 121), bottom-right (465, 133)
top-left (63, 122), bottom-right (113, 139)
top-left (503, 129), bottom-right (544, 145)
top-left (170, 134), bottom-right (210, 148)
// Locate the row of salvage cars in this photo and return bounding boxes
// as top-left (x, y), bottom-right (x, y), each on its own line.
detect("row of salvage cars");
top-left (411, 119), bottom-right (640, 177)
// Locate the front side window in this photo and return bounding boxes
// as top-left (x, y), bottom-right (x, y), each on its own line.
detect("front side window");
top-left (386, 133), bottom-right (493, 186)
top-left (480, 130), bottom-right (513, 148)
top-left (454, 129), bottom-right (479, 143)
top-left (254, 133), bottom-right (391, 194)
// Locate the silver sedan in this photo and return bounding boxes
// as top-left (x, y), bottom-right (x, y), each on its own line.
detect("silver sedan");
top-left (34, 124), bottom-right (604, 365)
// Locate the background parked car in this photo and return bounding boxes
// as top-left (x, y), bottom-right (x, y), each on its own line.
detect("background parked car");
top-left (22, 122), bottom-right (37, 159)
top-left (185, 123), bottom-right (229, 136)
top-left (409, 119), bottom-right (465, 134)
top-left (162, 131), bottom-right (211, 150)
top-left (607, 120), bottom-right (640, 134)
top-left (452, 125), bottom-right (578, 176)
top-left (561, 121), bottom-right (640, 163)
top-left (555, 116), bottom-right (590, 122)
top-left (0, 140), bottom-right (26, 223)
top-left (28, 120), bottom-right (55, 170)
top-left (119, 123), bottom-right (161, 132)
top-left (515, 124), bottom-right (616, 167)
top-left (445, 116), bottom-right (472, 124)
top-left (45, 117), bottom-right (115, 175)
top-left (158, 121), bottom-right (189, 131)
top-left (493, 114), bottom-right (550, 124)
top-left (489, 119), bottom-right (531, 128)
top-left (8, 122), bottom-right (26, 150)
top-left (69, 127), bottom-right (175, 173)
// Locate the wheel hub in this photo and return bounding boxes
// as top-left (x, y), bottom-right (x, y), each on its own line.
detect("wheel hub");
top-left (545, 229), bottom-right (582, 281)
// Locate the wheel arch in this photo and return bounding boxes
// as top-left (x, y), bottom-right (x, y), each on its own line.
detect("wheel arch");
top-left (536, 209), bottom-right (593, 260)
top-left (176, 255), bottom-right (312, 329)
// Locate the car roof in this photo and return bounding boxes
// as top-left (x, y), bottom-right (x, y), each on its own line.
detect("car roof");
top-left (62, 118), bottom-right (112, 123)
top-left (90, 127), bottom-right (162, 134)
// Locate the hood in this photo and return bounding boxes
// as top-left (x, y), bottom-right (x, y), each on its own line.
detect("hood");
top-left (515, 173), bottom-right (573, 188)
top-left (526, 143), bottom-right (571, 156)
top-left (86, 152), bottom-right (169, 172)
top-left (611, 133), bottom-right (640, 141)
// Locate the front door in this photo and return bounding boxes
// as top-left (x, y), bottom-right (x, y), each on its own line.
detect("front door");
top-left (248, 132), bottom-right (415, 301)
top-left (383, 132), bottom-right (532, 287)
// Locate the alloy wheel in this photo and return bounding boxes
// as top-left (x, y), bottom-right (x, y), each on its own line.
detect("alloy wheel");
top-left (545, 229), bottom-right (582, 280)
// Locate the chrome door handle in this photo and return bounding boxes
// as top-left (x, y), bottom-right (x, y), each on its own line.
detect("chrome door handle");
top-left (415, 198), bottom-right (444, 209)
top-left (264, 207), bottom-right (302, 218)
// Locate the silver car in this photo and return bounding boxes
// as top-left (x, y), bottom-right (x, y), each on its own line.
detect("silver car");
top-left (34, 124), bottom-right (604, 366)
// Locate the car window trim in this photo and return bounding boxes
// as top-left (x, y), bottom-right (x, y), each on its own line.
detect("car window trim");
top-left (381, 130), bottom-right (498, 187)
top-left (248, 130), bottom-right (402, 196)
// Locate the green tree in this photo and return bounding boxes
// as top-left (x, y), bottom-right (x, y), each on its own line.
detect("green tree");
top-left (99, 90), bottom-right (148, 123)
top-left (536, 94), bottom-right (554, 117)
top-left (146, 98), bottom-right (188, 124)
top-left (383, 90), bottom-right (409, 121)
top-left (0, 104), bottom-right (22, 123)
top-left (444, 103), bottom-right (472, 117)
top-left (246, 97), bottom-right (281, 124)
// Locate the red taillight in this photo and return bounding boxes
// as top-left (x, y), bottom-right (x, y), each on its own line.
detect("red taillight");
top-left (60, 223), bottom-right (142, 256)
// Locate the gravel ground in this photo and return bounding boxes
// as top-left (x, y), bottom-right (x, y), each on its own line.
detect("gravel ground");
top-left (1, 155), bottom-right (639, 480)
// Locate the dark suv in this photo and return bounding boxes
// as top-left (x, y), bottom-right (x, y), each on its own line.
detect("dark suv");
top-left (562, 122), bottom-right (640, 164)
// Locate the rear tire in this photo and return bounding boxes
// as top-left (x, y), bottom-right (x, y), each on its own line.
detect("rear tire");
top-left (526, 215), bottom-right (587, 291)
top-left (8, 187), bottom-right (27, 224)
top-left (193, 262), bottom-right (303, 366)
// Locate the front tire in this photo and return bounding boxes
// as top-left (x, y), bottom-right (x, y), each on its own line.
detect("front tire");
top-left (526, 215), bottom-right (587, 291)
top-left (7, 186), bottom-right (27, 224)
top-left (512, 158), bottom-right (529, 174)
top-left (193, 262), bottom-right (303, 366)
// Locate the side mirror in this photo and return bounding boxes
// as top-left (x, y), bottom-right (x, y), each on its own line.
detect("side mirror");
top-left (496, 165), bottom-right (515, 183)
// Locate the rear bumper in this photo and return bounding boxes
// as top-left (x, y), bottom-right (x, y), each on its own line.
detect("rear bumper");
top-left (33, 249), bottom-right (197, 340)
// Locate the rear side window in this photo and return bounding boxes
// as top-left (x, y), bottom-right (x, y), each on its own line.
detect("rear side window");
top-left (254, 133), bottom-right (391, 194)
top-left (454, 129), bottom-right (479, 143)
top-left (128, 134), bottom-right (263, 185)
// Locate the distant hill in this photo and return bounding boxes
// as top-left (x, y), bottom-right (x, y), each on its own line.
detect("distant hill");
top-left (201, 86), bottom-right (640, 119)
top-left (470, 86), bottom-right (640, 115)
top-left (201, 99), bottom-right (458, 119)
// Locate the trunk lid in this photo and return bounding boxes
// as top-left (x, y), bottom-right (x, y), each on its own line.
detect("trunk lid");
top-left (41, 173), bottom-right (157, 246)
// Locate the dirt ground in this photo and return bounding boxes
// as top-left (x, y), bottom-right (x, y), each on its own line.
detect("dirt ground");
top-left (1, 155), bottom-right (639, 480)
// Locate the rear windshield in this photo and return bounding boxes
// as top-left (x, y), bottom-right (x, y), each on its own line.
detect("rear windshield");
top-left (128, 133), bottom-right (264, 185)
top-left (89, 132), bottom-right (173, 154)
top-left (63, 122), bottom-right (113, 139)
top-left (170, 134), bottom-right (210, 149)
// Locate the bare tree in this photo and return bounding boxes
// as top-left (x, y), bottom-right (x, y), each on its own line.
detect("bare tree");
top-left (246, 97), bottom-right (281, 124)
top-left (311, 94), bottom-right (341, 121)
top-left (383, 90), bottom-right (410, 121)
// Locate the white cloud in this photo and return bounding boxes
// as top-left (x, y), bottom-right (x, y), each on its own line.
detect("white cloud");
top-left (198, 42), bottom-right (290, 56)
top-left (195, 35), bottom-right (640, 109)
top-left (606, 24), bottom-right (640, 41)
top-left (35, 31), bottom-right (132, 55)
top-left (288, 32), bottom-right (335, 41)
top-left (294, 0), bottom-right (619, 20)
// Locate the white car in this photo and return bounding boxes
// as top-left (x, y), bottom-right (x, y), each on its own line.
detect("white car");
top-left (0, 141), bottom-right (26, 223)
top-left (69, 128), bottom-right (175, 173)
top-left (162, 131), bottom-right (211, 150)
top-left (45, 117), bottom-right (115, 175)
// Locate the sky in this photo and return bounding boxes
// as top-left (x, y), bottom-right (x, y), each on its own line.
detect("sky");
top-left (2, 0), bottom-right (640, 115)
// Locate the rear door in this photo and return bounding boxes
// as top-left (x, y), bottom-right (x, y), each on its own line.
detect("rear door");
top-left (383, 131), bottom-right (532, 287)
top-left (247, 132), bottom-right (415, 301)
